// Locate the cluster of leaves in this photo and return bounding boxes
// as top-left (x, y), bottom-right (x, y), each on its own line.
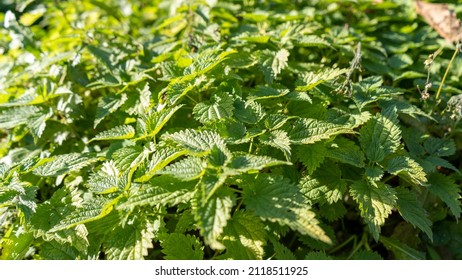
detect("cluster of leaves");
top-left (0, 0), bottom-right (461, 260)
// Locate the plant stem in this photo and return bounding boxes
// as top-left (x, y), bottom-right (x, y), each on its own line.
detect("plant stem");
top-left (435, 42), bottom-right (460, 100)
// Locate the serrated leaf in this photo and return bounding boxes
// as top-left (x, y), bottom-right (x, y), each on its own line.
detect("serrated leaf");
top-left (0, 106), bottom-right (41, 129)
top-left (160, 157), bottom-right (204, 180)
top-left (359, 107), bottom-right (401, 162)
top-left (30, 185), bottom-right (83, 237)
top-left (177, 48), bottom-right (237, 83)
top-left (193, 92), bottom-right (234, 123)
top-left (161, 233), bottom-right (204, 260)
top-left (272, 48), bottom-right (289, 77)
top-left (365, 166), bottom-right (384, 181)
top-left (123, 175), bottom-right (196, 208)
top-left (51, 197), bottom-right (119, 232)
top-left (295, 142), bottom-right (326, 174)
top-left (90, 125), bottom-right (135, 142)
top-left (137, 105), bottom-right (183, 139)
top-left (304, 251), bottom-right (334, 260)
top-left (258, 130), bottom-right (291, 159)
top-left (105, 218), bottom-right (156, 260)
top-left (350, 250), bottom-right (383, 260)
top-left (94, 93), bottom-right (128, 128)
top-left (424, 138), bottom-right (456, 157)
top-left (386, 156), bottom-right (427, 185)
top-left (164, 129), bottom-right (225, 154)
top-left (86, 161), bottom-right (122, 194)
top-left (395, 187), bottom-right (432, 241)
top-left (233, 99), bottom-right (265, 124)
top-left (242, 174), bottom-right (331, 244)
top-left (193, 187), bottom-right (235, 250)
top-left (0, 174), bottom-right (37, 221)
top-left (0, 225), bottom-right (34, 260)
top-left (296, 68), bottom-right (347, 91)
top-left (318, 201), bottom-right (347, 221)
top-left (38, 240), bottom-right (80, 260)
top-left (33, 153), bottom-right (98, 177)
top-left (112, 146), bottom-right (148, 178)
top-left (325, 137), bottom-right (365, 167)
top-left (227, 153), bottom-right (290, 173)
top-left (270, 238), bottom-right (296, 260)
top-left (220, 211), bottom-right (267, 259)
top-left (349, 180), bottom-right (397, 240)
top-left (287, 118), bottom-right (354, 144)
top-left (428, 173), bottom-right (461, 219)
top-left (135, 147), bottom-right (187, 182)
top-left (299, 162), bottom-right (347, 205)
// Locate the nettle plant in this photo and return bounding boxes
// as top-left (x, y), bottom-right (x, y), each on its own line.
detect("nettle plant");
top-left (0, 0), bottom-right (461, 259)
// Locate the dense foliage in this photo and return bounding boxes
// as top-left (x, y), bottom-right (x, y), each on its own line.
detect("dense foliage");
top-left (0, 0), bottom-right (461, 260)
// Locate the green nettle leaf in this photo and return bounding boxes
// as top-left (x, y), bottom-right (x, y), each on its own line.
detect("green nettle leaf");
top-left (365, 166), bottom-right (384, 181)
top-left (300, 163), bottom-right (347, 205)
top-left (135, 147), bottom-right (187, 182)
top-left (270, 238), bottom-right (296, 260)
top-left (295, 142), bottom-right (327, 174)
top-left (2, 0), bottom-right (462, 261)
top-left (161, 233), bottom-right (204, 260)
top-left (38, 240), bottom-right (81, 260)
top-left (51, 197), bottom-right (116, 232)
top-left (0, 225), bottom-right (34, 260)
top-left (304, 251), bottom-right (334, 260)
top-left (386, 156), bottom-right (427, 186)
top-left (94, 93), bottom-right (128, 128)
top-left (30, 185), bottom-right (83, 237)
top-left (137, 105), bottom-right (183, 139)
top-left (395, 187), bottom-right (432, 241)
top-left (33, 153), bottom-right (99, 177)
top-left (258, 130), bottom-right (291, 159)
top-left (324, 137), bottom-right (366, 168)
top-left (86, 161), bottom-right (122, 194)
top-left (159, 156), bottom-right (205, 180)
top-left (349, 180), bottom-right (397, 240)
top-left (163, 129), bottom-right (225, 154)
top-left (248, 86), bottom-right (290, 100)
top-left (193, 92), bottom-right (234, 123)
top-left (118, 176), bottom-right (195, 210)
top-left (219, 210), bottom-right (267, 260)
top-left (350, 250), bottom-right (383, 260)
top-left (104, 218), bottom-right (156, 260)
top-left (227, 153), bottom-right (290, 173)
top-left (0, 174), bottom-right (37, 221)
top-left (295, 68), bottom-right (347, 91)
top-left (287, 118), bottom-right (354, 145)
top-left (242, 174), bottom-right (331, 244)
top-left (427, 173), bottom-right (461, 219)
top-left (359, 107), bottom-right (401, 163)
top-left (0, 106), bottom-right (42, 129)
top-left (90, 125), bottom-right (135, 142)
top-left (423, 138), bottom-right (457, 157)
top-left (193, 187), bottom-right (235, 250)
top-left (178, 48), bottom-right (237, 83)
top-left (272, 48), bottom-right (290, 77)
top-left (233, 99), bottom-right (265, 124)
top-left (112, 146), bottom-right (149, 177)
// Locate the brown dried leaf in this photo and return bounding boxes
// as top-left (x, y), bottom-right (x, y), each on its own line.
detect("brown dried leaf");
top-left (414, 1), bottom-right (462, 43)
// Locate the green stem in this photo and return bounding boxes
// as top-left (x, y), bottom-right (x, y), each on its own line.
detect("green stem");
top-left (328, 235), bottom-right (356, 255)
top-left (435, 43), bottom-right (460, 100)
